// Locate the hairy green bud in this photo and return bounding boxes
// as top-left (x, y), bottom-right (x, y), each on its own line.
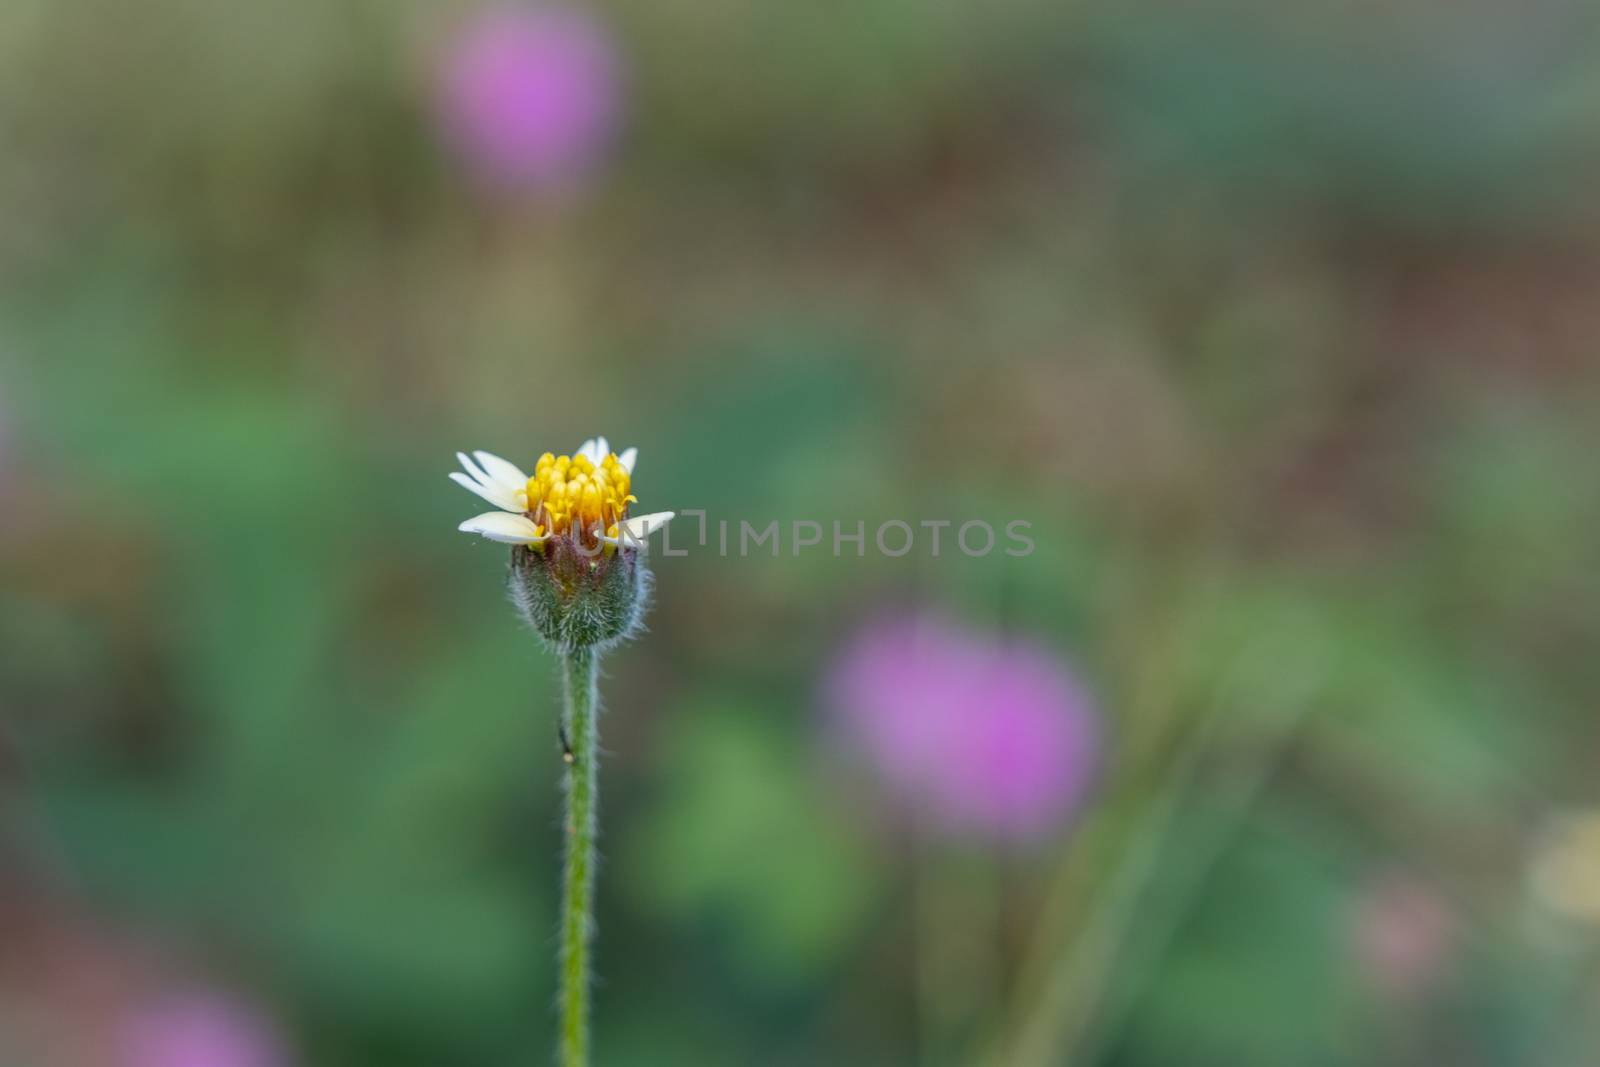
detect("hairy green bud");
top-left (509, 538), bottom-right (651, 653)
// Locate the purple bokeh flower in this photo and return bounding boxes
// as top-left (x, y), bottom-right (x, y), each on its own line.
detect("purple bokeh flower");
top-left (121, 991), bottom-right (288, 1067)
top-left (436, 4), bottom-right (623, 193)
top-left (826, 614), bottom-right (1100, 841)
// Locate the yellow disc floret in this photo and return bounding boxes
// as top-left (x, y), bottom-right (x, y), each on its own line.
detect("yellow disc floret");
top-left (526, 450), bottom-right (638, 541)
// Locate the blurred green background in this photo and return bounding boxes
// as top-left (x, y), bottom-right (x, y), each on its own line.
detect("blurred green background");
top-left (4, 0), bottom-right (1600, 1064)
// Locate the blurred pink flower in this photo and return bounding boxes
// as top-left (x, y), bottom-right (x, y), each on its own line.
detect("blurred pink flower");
top-left (1350, 871), bottom-right (1456, 998)
top-left (826, 615), bottom-right (1100, 841)
top-left (121, 991), bottom-right (288, 1067)
top-left (436, 4), bottom-right (623, 193)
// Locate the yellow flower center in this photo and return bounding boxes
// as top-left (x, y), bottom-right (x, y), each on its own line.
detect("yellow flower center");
top-left (525, 451), bottom-right (638, 541)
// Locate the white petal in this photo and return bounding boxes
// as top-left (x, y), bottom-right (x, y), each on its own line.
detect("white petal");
top-left (472, 450), bottom-right (529, 490)
top-left (618, 446), bottom-right (637, 474)
top-left (594, 436), bottom-right (610, 461)
top-left (457, 451), bottom-right (492, 486)
top-left (603, 510), bottom-right (675, 546)
top-left (449, 471), bottom-right (523, 513)
top-left (576, 437), bottom-right (601, 465)
top-left (457, 511), bottom-right (547, 544)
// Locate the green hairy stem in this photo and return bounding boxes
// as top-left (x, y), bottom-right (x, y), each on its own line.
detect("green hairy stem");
top-left (559, 645), bottom-right (600, 1067)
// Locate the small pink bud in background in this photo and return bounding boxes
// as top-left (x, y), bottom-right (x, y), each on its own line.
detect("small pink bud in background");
top-left (121, 991), bottom-right (289, 1067)
top-left (1350, 871), bottom-right (1456, 999)
top-left (436, 4), bottom-right (623, 195)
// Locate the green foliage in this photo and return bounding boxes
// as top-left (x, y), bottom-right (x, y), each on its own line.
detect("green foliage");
top-left (622, 699), bottom-right (886, 990)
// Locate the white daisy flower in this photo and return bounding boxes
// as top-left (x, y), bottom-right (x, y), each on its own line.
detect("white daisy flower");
top-left (453, 437), bottom-right (674, 548)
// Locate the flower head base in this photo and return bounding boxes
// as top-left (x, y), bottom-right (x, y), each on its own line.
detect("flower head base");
top-left (510, 536), bottom-right (650, 652)
top-left (453, 436), bottom-right (672, 650)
